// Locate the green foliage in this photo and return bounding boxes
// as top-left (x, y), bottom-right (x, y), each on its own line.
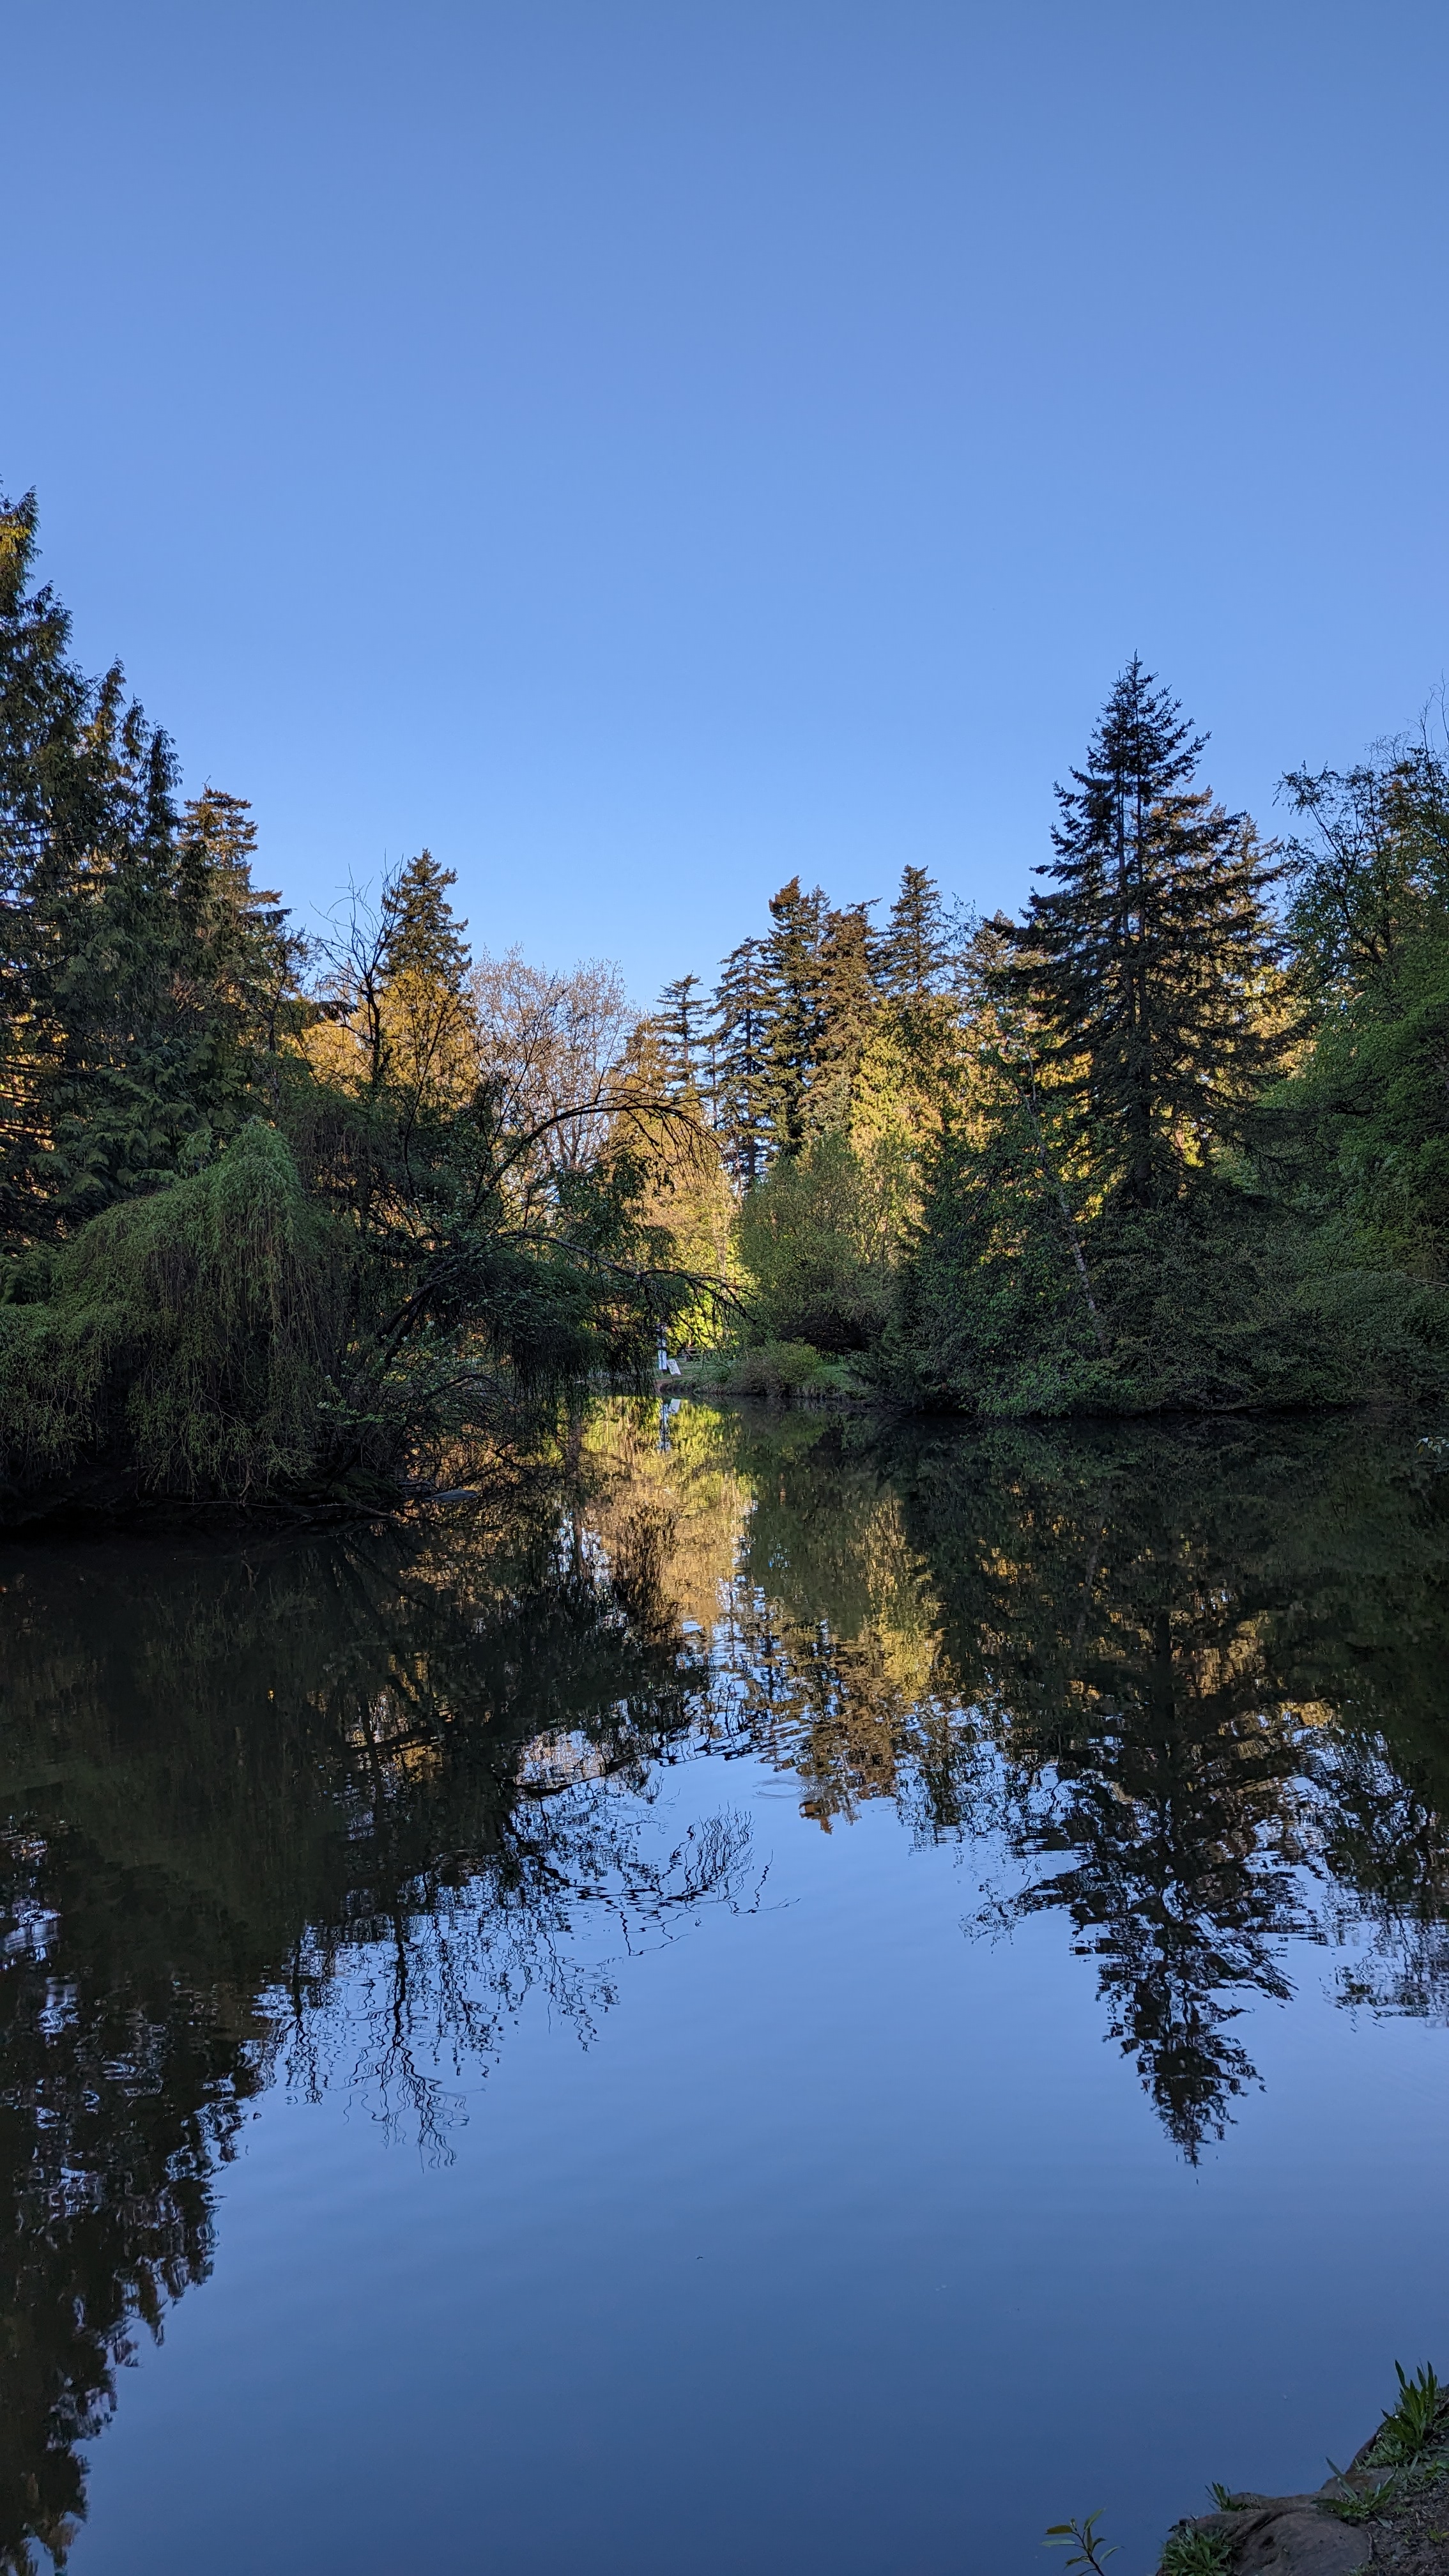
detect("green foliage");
top-left (0, 1123), bottom-right (346, 1506)
top-left (710, 935), bottom-right (772, 1186)
top-left (1013, 658), bottom-right (1291, 1208)
top-left (880, 862), bottom-right (954, 1005)
top-left (1159, 2527), bottom-right (1234, 2574)
top-left (762, 874), bottom-right (829, 1153)
top-left (1324, 2469), bottom-right (1402, 2520)
top-left (723, 1339), bottom-right (831, 1397)
top-left (1045, 2509), bottom-right (1119, 2574)
top-left (1373, 2363), bottom-right (1446, 2467)
top-left (19, 466), bottom-right (1449, 1498)
top-left (1280, 739), bottom-right (1449, 1003)
top-left (889, 673), bottom-right (1449, 1416)
top-left (0, 487), bottom-right (310, 1246)
top-left (735, 1129), bottom-right (891, 1353)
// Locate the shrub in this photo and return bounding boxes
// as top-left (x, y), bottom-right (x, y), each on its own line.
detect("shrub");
top-left (735, 1131), bottom-right (891, 1353)
top-left (724, 1339), bottom-right (829, 1398)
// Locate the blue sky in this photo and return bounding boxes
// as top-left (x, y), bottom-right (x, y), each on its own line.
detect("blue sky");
top-left (4, 0), bottom-right (1447, 1000)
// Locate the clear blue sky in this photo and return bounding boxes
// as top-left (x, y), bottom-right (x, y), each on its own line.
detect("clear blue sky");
top-left (4, 0), bottom-right (1447, 1000)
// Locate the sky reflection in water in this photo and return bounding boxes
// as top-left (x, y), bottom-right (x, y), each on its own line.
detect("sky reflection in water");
top-left (3, 1402), bottom-right (1448, 2575)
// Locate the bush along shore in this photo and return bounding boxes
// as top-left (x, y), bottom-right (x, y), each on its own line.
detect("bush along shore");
top-left (10, 479), bottom-right (1449, 1521)
top-left (1052, 2366), bottom-right (1449, 2576)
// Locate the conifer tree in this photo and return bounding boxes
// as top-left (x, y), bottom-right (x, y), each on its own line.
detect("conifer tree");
top-left (653, 972), bottom-right (707, 1097)
top-left (369, 850), bottom-right (476, 1106)
top-left (812, 902), bottom-right (879, 1131)
top-left (174, 788), bottom-right (305, 1064)
top-left (880, 864), bottom-right (953, 1003)
top-left (762, 876), bottom-right (827, 1154)
top-left (0, 489), bottom-right (312, 1244)
top-left (1013, 659), bottom-right (1287, 1207)
top-left (711, 937), bottom-right (770, 1186)
top-left (380, 849), bottom-right (468, 989)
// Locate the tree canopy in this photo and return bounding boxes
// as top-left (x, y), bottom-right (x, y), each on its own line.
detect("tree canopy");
top-left (6, 475), bottom-right (1449, 1513)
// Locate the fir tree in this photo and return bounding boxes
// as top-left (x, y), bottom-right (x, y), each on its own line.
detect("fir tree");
top-left (812, 901), bottom-right (879, 1131)
top-left (1013, 659), bottom-right (1288, 1207)
top-left (711, 937), bottom-right (771, 1186)
top-left (0, 489), bottom-right (310, 1243)
top-left (381, 848), bottom-right (468, 990)
top-left (375, 851), bottom-right (475, 1107)
top-left (880, 864), bottom-right (953, 1003)
top-left (762, 875), bottom-right (827, 1154)
top-left (653, 971), bottom-right (707, 1097)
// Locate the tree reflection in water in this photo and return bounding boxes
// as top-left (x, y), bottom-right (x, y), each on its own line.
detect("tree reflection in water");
top-left (0, 1485), bottom-right (754, 2572)
top-left (680, 1405), bottom-right (1449, 2155)
top-left (3, 1406), bottom-right (1449, 2566)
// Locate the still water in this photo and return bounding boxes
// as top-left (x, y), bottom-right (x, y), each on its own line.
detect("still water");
top-left (3, 1400), bottom-right (1449, 2575)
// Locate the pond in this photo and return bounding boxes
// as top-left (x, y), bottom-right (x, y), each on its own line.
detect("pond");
top-left (3, 1400), bottom-right (1449, 2575)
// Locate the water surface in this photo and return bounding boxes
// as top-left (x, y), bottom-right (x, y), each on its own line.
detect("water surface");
top-left (3, 1402), bottom-right (1449, 2574)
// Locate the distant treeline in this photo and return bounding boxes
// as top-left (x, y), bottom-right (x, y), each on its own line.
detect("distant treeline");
top-left (3, 480), bottom-right (1447, 1510)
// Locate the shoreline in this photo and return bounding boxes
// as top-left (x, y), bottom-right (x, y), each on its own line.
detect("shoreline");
top-left (1149, 2372), bottom-right (1449, 2574)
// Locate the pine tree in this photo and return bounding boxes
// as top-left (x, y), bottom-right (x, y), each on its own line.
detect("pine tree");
top-left (370, 849), bottom-right (476, 1106)
top-left (381, 848), bottom-right (469, 990)
top-left (652, 972), bottom-right (707, 1096)
top-left (0, 489), bottom-right (314, 1243)
top-left (1, 487), bottom-right (128, 1238)
top-left (174, 789), bottom-right (308, 1085)
top-left (880, 864), bottom-right (953, 1004)
top-left (812, 902), bottom-right (879, 1131)
top-left (1014, 659), bottom-right (1288, 1208)
top-left (711, 937), bottom-right (770, 1186)
top-left (762, 876), bottom-right (827, 1154)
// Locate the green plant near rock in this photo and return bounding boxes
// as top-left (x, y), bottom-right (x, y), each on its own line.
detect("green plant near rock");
top-left (1160, 2530), bottom-right (1234, 2576)
top-left (1372, 2361), bottom-right (1447, 2467)
top-left (1323, 2470), bottom-right (1402, 2522)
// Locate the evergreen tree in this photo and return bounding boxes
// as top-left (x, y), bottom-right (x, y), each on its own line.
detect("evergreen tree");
top-left (367, 850), bottom-right (475, 1105)
top-left (174, 788), bottom-right (305, 1062)
top-left (880, 864), bottom-right (953, 1003)
top-left (762, 875), bottom-right (827, 1154)
top-left (652, 971), bottom-right (707, 1097)
top-left (711, 937), bottom-right (771, 1186)
top-left (812, 901), bottom-right (880, 1131)
top-left (0, 489), bottom-right (309, 1245)
top-left (381, 848), bottom-right (469, 988)
top-left (1013, 659), bottom-right (1288, 1207)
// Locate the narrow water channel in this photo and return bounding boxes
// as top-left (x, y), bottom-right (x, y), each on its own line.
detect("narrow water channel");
top-left (3, 1402), bottom-right (1448, 2575)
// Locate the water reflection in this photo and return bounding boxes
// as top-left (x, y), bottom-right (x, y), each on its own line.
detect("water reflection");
top-left (702, 1411), bottom-right (1449, 2151)
top-left (3, 1406), bottom-right (1449, 2567)
top-left (0, 1485), bottom-right (749, 2573)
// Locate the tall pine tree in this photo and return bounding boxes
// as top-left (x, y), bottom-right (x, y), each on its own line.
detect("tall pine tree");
top-left (711, 937), bottom-right (770, 1186)
top-left (880, 865), bottom-right (953, 1004)
top-left (1013, 659), bottom-right (1287, 1208)
top-left (652, 971), bottom-right (707, 1097)
top-left (762, 876), bottom-right (827, 1154)
top-left (812, 901), bottom-right (880, 1131)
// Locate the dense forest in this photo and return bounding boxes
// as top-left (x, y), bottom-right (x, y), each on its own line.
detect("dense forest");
top-left (4, 481), bottom-right (1449, 1512)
